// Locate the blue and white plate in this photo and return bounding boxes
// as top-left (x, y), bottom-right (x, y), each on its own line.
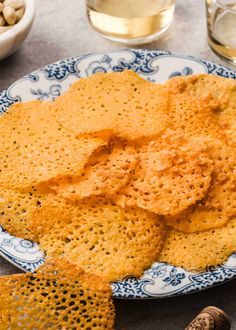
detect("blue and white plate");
top-left (0, 49), bottom-right (236, 299)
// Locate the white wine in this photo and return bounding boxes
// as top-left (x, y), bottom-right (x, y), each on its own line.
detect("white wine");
top-left (206, 0), bottom-right (236, 63)
top-left (86, 0), bottom-right (175, 45)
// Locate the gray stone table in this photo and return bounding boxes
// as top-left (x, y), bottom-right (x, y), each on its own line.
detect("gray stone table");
top-left (0, 0), bottom-right (236, 329)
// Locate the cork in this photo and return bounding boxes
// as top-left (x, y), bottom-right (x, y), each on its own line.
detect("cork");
top-left (185, 306), bottom-right (231, 330)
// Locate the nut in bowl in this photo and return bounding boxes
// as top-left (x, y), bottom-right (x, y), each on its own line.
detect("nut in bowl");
top-left (0, 0), bottom-right (36, 61)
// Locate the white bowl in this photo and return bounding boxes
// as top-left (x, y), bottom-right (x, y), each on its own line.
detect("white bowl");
top-left (0, 0), bottom-right (36, 61)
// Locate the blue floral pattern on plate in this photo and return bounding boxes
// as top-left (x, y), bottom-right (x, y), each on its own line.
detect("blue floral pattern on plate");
top-left (0, 226), bottom-right (44, 272)
top-left (0, 49), bottom-right (235, 299)
top-left (85, 54), bottom-right (113, 76)
top-left (40, 57), bottom-right (81, 81)
top-left (169, 66), bottom-right (194, 78)
top-left (30, 84), bottom-right (62, 100)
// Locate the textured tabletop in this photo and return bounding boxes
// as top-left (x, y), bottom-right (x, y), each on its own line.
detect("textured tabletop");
top-left (0, 0), bottom-right (236, 329)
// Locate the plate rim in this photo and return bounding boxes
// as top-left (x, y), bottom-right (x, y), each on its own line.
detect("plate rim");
top-left (1, 48), bottom-right (236, 93)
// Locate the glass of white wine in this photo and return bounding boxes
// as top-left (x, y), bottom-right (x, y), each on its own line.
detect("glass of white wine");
top-left (206, 0), bottom-right (236, 63)
top-left (86, 0), bottom-right (176, 45)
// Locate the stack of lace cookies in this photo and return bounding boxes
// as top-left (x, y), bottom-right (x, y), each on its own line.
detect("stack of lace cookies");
top-left (0, 70), bottom-right (235, 328)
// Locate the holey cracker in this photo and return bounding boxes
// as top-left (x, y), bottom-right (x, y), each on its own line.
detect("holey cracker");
top-left (0, 258), bottom-right (115, 329)
top-left (29, 195), bottom-right (165, 282)
top-left (166, 74), bottom-right (236, 145)
top-left (165, 138), bottom-right (236, 232)
top-left (160, 218), bottom-right (236, 271)
top-left (0, 101), bottom-right (106, 190)
top-left (50, 143), bottom-right (137, 201)
top-left (117, 133), bottom-right (214, 216)
top-left (0, 185), bottom-right (50, 238)
top-left (52, 71), bottom-right (170, 140)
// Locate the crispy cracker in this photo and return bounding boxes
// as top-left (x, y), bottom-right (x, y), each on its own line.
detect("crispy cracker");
top-left (29, 196), bottom-right (164, 281)
top-left (50, 143), bottom-right (137, 201)
top-left (167, 93), bottom-right (226, 140)
top-left (166, 74), bottom-right (236, 145)
top-left (201, 139), bottom-right (236, 221)
top-left (0, 186), bottom-right (51, 238)
top-left (117, 132), bottom-right (213, 216)
top-left (204, 140), bottom-right (236, 216)
top-left (0, 258), bottom-right (115, 329)
top-left (165, 207), bottom-right (227, 232)
top-left (0, 101), bottom-right (106, 190)
top-left (164, 138), bottom-right (236, 232)
top-left (52, 71), bottom-right (170, 140)
top-left (160, 218), bottom-right (236, 271)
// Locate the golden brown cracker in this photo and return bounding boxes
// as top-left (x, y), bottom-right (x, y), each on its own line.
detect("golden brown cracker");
top-left (0, 100), bottom-right (106, 190)
top-left (160, 218), bottom-right (236, 271)
top-left (166, 74), bottom-right (236, 144)
top-left (52, 71), bottom-right (170, 140)
top-left (50, 143), bottom-right (137, 201)
top-left (168, 93), bottom-right (226, 140)
top-left (29, 196), bottom-right (164, 281)
top-left (117, 132), bottom-right (213, 216)
top-left (200, 139), bottom-right (236, 217)
top-left (0, 258), bottom-right (115, 329)
top-left (164, 207), bottom-right (227, 233)
top-left (164, 138), bottom-right (236, 232)
top-left (0, 186), bottom-right (51, 238)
